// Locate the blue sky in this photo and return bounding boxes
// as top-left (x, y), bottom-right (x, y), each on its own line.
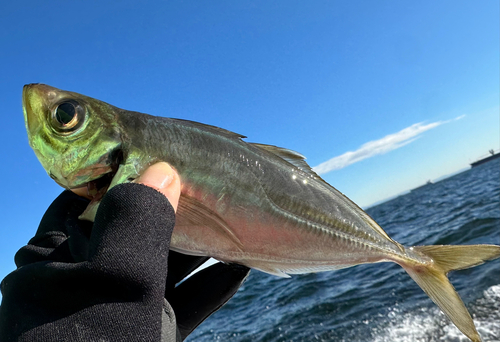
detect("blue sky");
top-left (1, 1), bottom-right (498, 283)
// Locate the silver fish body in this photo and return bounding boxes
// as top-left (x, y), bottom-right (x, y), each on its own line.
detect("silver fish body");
top-left (134, 116), bottom-right (411, 276)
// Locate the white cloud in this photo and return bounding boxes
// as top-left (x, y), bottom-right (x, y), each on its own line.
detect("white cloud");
top-left (312, 116), bottom-right (464, 175)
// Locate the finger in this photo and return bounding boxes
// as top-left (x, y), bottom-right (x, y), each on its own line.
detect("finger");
top-left (133, 162), bottom-right (181, 212)
top-left (169, 263), bottom-right (250, 339)
top-left (88, 184), bottom-right (175, 282)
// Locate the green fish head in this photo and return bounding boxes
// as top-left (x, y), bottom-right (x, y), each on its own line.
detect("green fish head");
top-left (23, 84), bottom-right (123, 190)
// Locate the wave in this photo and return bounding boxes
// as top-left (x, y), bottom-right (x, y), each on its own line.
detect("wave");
top-left (371, 285), bottom-right (500, 342)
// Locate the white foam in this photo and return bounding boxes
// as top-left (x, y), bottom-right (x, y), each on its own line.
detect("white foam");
top-left (371, 285), bottom-right (500, 342)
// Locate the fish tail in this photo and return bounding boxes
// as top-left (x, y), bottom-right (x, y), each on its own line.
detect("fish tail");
top-left (401, 245), bottom-right (500, 342)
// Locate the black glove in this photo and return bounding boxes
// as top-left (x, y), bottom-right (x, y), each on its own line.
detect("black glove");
top-left (0, 184), bottom-right (250, 342)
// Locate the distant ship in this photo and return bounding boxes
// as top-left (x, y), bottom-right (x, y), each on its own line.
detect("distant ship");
top-left (470, 149), bottom-right (500, 168)
top-left (411, 180), bottom-right (433, 192)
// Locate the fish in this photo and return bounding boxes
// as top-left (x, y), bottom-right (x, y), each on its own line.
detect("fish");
top-left (23, 83), bottom-right (500, 342)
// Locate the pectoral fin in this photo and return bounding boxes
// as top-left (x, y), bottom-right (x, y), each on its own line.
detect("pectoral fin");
top-left (177, 195), bottom-right (244, 252)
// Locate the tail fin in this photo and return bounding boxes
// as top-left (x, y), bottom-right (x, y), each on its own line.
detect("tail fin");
top-left (401, 245), bottom-right (500, 342)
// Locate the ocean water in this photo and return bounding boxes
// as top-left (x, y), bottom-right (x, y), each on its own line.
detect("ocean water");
top-left (187, 158), bottom-right (500, 342)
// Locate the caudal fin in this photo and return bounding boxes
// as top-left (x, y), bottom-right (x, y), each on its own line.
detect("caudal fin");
top-left (401, 245), bottom-right (500, 342)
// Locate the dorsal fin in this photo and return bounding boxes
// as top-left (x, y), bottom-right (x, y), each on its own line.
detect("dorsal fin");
top-left (251, 143), bottom-right (325, 181)
top-left (252, 143), bottom-right (306, 160)
top-left (171, 118), bottom-right (246, 140)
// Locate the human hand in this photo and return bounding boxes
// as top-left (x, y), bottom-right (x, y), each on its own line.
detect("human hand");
top-left (0, 162), bottom-right (249, 341)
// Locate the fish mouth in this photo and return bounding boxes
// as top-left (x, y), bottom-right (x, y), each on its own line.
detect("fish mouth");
top-left (84, 172), bottom-right (116, 202)
top-left (71, 149), bottom-right (124, 203)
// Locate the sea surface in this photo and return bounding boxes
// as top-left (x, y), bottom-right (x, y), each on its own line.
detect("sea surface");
top-left (187, 158), bottom-right (500, 342)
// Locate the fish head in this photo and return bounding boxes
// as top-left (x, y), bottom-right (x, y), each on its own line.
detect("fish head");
top-left (23, 83), bottom-right (123, 192)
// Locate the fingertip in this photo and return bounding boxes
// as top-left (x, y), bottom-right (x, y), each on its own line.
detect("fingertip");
top-left (134, 162), bottom-right (181, 212)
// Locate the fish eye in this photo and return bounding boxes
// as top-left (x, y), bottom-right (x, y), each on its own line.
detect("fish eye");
top-left (52, 100), bottom-right (85, 133)
top-left (56, 102), bottom-right (76, 125)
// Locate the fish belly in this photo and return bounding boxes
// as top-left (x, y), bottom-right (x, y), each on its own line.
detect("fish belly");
top-left (170, 195), bottom-right (393, 277)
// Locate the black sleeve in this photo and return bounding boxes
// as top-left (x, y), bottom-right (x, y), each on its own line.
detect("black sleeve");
top-left (0, 184), bottom-right (178, 342)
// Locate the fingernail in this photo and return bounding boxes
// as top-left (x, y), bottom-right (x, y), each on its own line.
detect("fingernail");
top-left (135, 162), bottom-right (175, 190)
